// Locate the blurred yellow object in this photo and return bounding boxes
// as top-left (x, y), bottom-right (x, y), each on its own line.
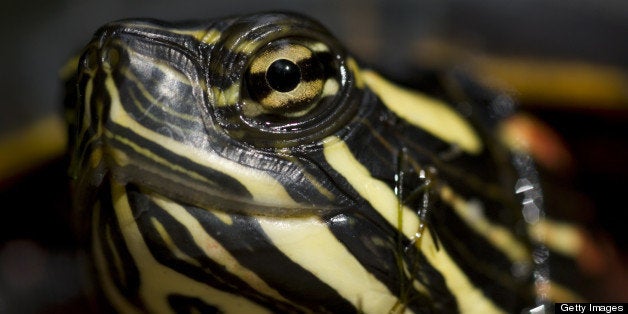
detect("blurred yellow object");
top-left (0, 114), bottom-right (67, 182)
top-left (414, 38), bottom-right (628, 109)
top-left (476, 58), bottom-right (628, 108)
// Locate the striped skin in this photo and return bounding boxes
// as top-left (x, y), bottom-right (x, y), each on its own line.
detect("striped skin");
top-left (69, 12), bottom-right (552, 313)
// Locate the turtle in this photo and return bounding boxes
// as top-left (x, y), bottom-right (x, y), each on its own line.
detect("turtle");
top-left (3, 11), bottom-right (603, 314)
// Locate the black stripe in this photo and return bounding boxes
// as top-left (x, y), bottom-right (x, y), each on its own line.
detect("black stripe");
top-left (288, 90), bottom-right (534, 310)
top-left (346, 91), bottom-right (524, 229)
top-left (305, 149), bottom-right (459, 313)
top-left (74, 69), bottom-right (110, 176)
top-left (241, 23), bottom-right (284, 42)
top-left (107, 122), bottom-right (251, 200)
top-left (167, 294), bottom-right (222, 314)
top-left (245, 71), bottom-right (272, 101)
top-left (184, 203), bottom-right (358, 313)
top-left (267, 154), bottom-right (354, 208)
top-left (297, 55), bottom-right (325, 82)
top-left (338, 105), bottom-right (533, 309)
top-left (310, 51), bottom-right (338, 79)
top-left (429, 197), bottom-right (535, 311)
top-left (113, 64), bottom-right (205, 142)
top-left (95, 179), bottom-right (143, 309)
top-left (126, 185), bottom-right (302, 313)
top-left (207, 43), bottom-right (247, 90)
top-left (212, 105), bottom-right (242, 129)
top-left (322, 209), bottom-right (457, 313)
top-left (108, 113), bottom-right (352, 216)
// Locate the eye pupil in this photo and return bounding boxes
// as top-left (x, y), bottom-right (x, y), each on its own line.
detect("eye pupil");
top-left (266, 59), bottom-right (301, 92)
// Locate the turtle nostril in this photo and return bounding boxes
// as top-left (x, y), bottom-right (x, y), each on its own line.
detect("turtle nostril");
top-left (101, 47), bottom-right (120, 70)
top-left (82, 47), bottom-right (99, 72)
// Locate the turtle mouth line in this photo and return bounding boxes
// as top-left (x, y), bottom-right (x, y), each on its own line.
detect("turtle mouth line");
top-left (129, 180), bottom-right (345, 218)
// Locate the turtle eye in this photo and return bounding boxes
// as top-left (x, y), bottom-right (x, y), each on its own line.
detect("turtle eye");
top-left (210, 32), bottom-right (357, 148)
top-left (244, 39), bottom-right (326, 115)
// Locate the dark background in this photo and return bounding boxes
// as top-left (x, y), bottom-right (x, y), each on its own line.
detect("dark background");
top-left (1, 0), bottom-right (627, 313)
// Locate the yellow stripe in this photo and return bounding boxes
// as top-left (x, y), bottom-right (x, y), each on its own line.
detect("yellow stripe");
top-left (212, 84), bottom-right (241, 106)
top-left (149, 192), bottom-right (296, 307)
top-left (257, 215), bottom-right (407, 313)
top-left (361, 70), bottom-right (482, 154)
top-left (110, 181), bottom-right (273, 314)
top-left (440, 186), bottom-right (530, 263)
top-left (529, 218), bottom-right (583, 258)
top-left (104, 71), bottom-right (301, 210)
top-left (346, 57), bottom-right (364, 89)
top-left (322, 136), bottom-right (420, 238)
top-left (234, 38), bottom-right (270, 55)
top-left (151, 217), bottom-right (203, 267)
top-left (322, 136), bottom-right (504, 312)
top-left (80, 76), bottom-right (94, 136)
top-left (261, 80), bottom-right (323, 109)
top-left (200, 29), bottom-right (221, 45)
top-left (105, 223), bottom-right (127, 287)
top-left (248, 44), bottom-right (312, 74)
top-left (120, 65), bottom-right (199, 122)
top-left (420, 226), bottom-right (505, 313)
top-left (104, 129), bottom-right (213, 184)
top-left (112, 23), bottom-right (221, 46)
top-left (171, 28), bottom-right (221, 45)
top-left (92, 202), bottom-right (143, 314)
